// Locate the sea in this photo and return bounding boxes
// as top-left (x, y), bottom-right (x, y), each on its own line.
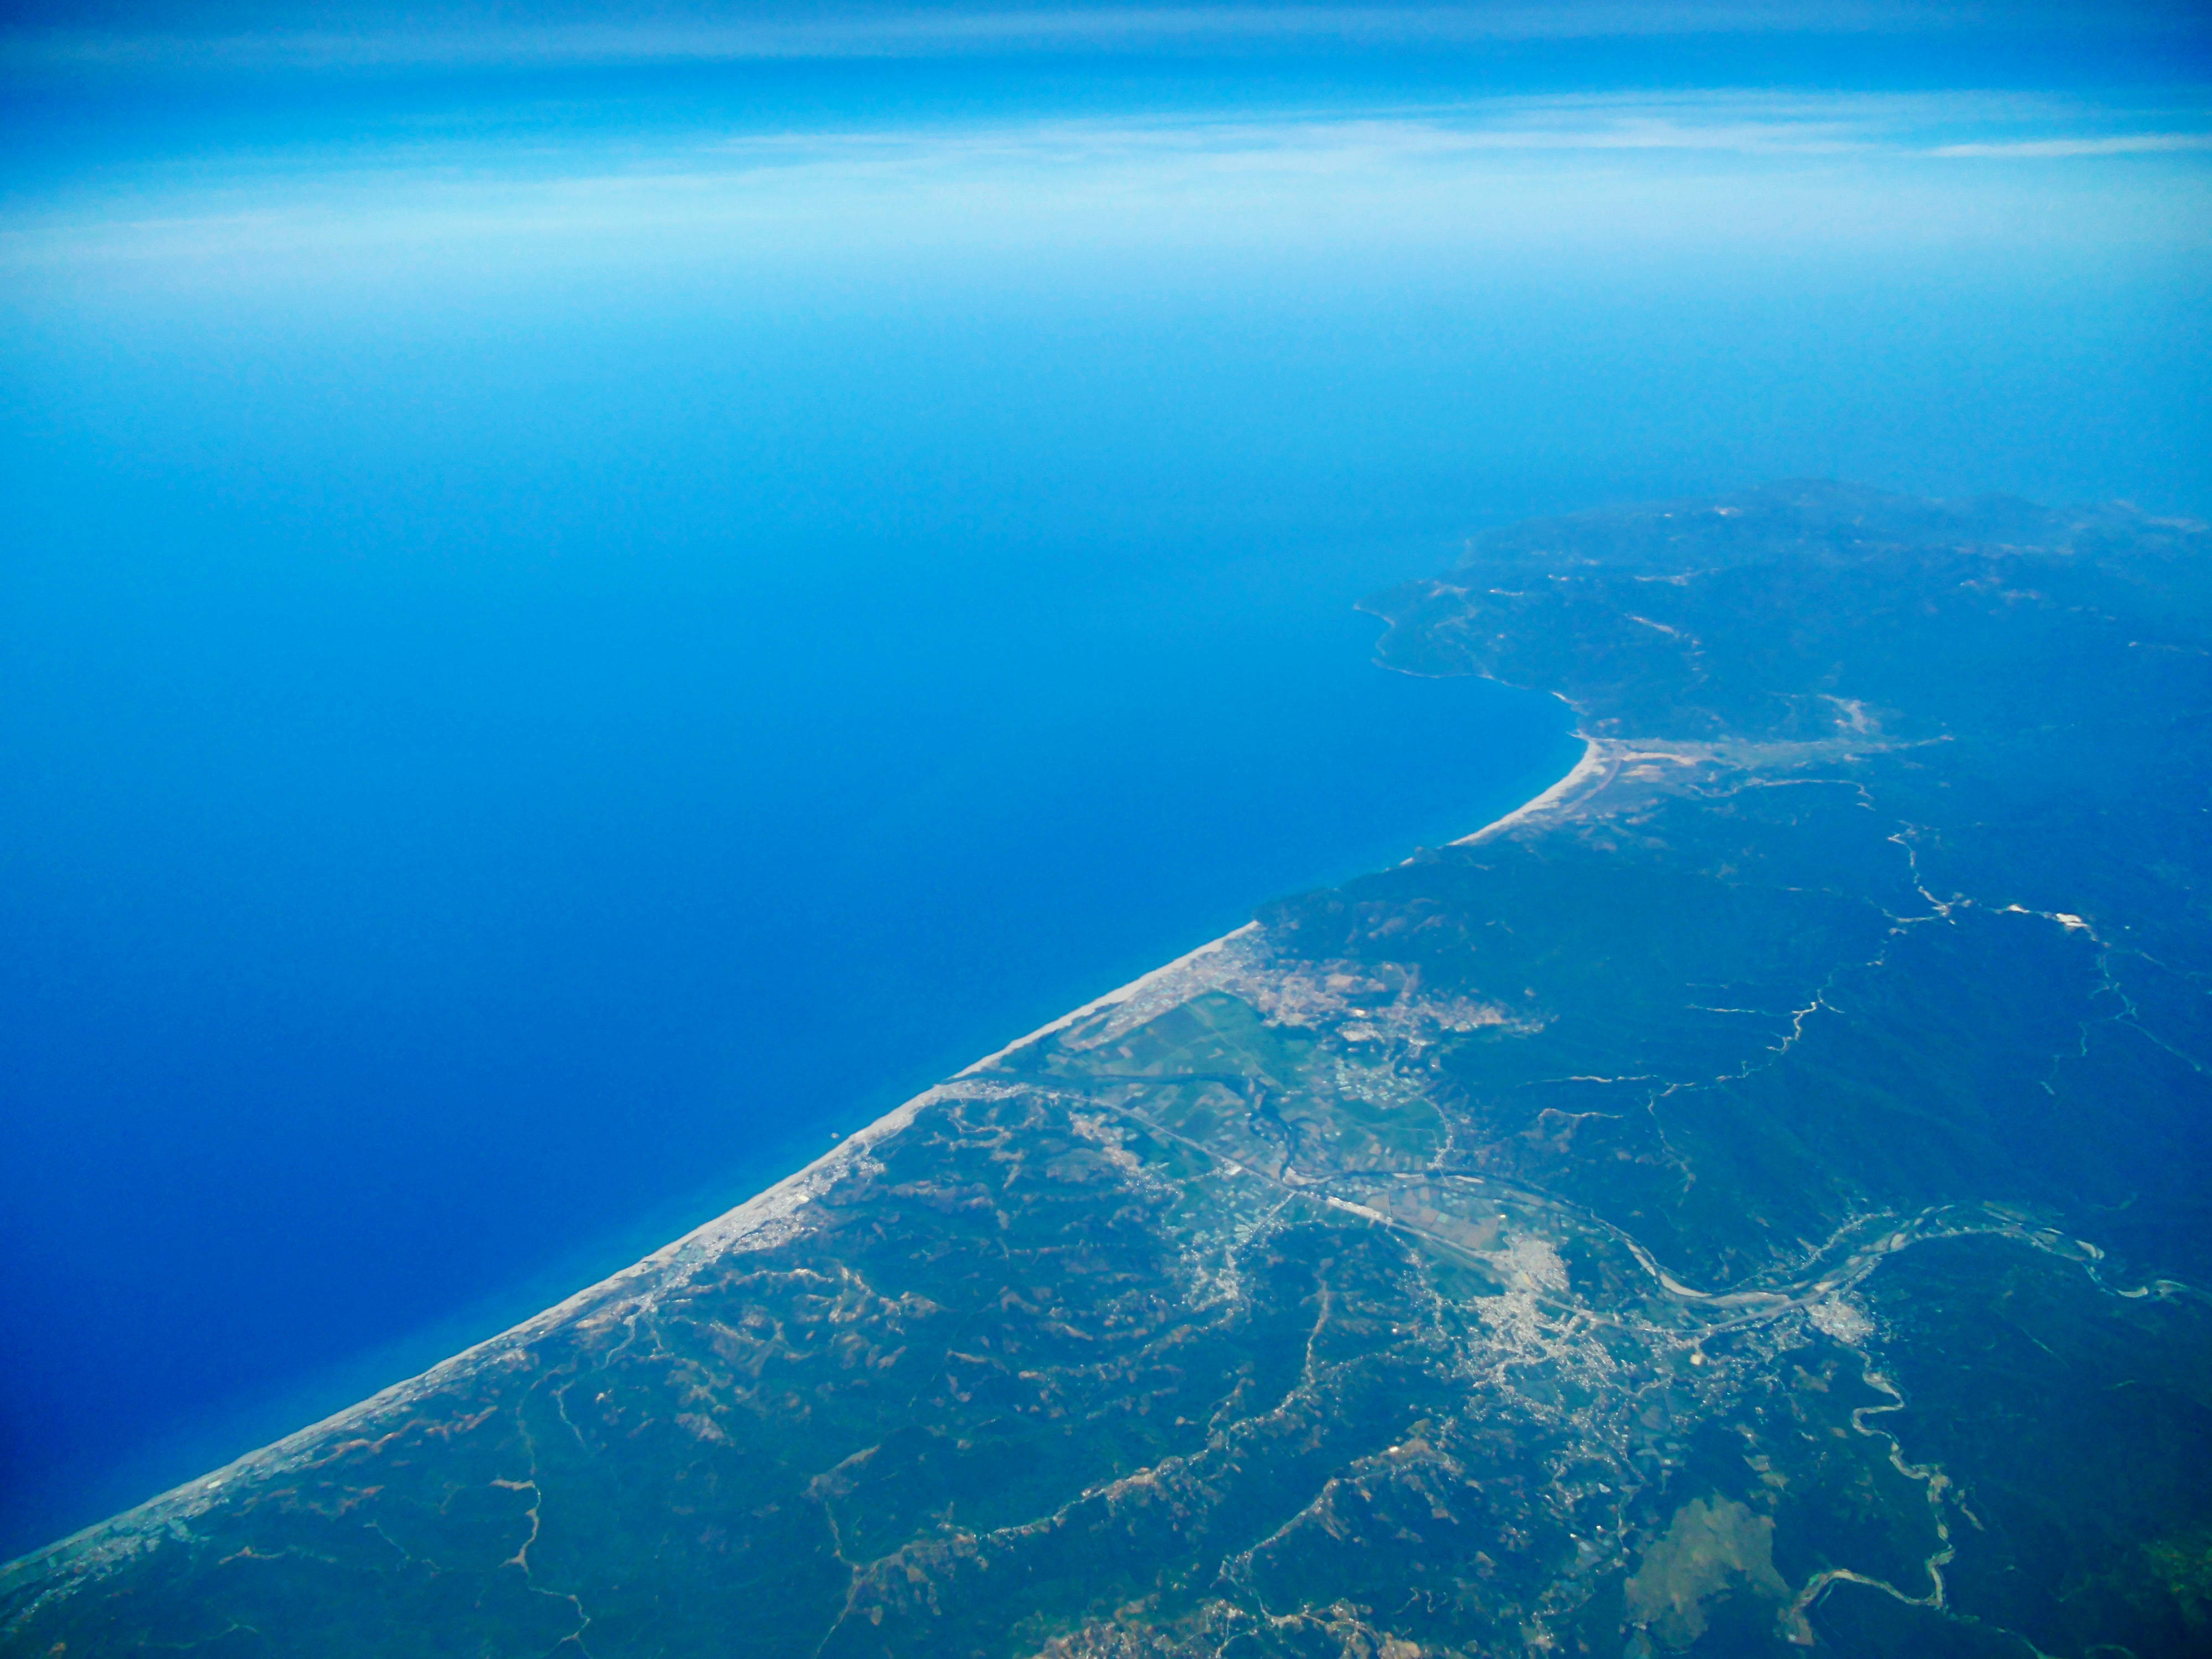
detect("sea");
top-left (0, 326), bottom-right (1597, 1556)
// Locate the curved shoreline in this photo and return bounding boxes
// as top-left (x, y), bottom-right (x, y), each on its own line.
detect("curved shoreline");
top-left (1454, 732), bottom-right (1604, 845)
top-left (1, 716), bottom-right (1600, 1589)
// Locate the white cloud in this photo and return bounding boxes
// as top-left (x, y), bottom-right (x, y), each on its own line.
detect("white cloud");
top-left (1933, 132), bottom-right (2212, 157)
top-left (1, 91), bottom-right (2204, 291)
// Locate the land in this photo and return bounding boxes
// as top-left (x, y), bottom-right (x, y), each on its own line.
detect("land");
top-left (5, 481), bottom-right (2210, 1657)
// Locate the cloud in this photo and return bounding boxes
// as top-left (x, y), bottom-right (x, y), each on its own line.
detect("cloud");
top-left (1, 91), bottom-right (2204, 290)
top-left (1932, 133), bottom-right (2212, 158)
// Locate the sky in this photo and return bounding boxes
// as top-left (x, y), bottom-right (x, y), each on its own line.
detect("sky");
top-left (1, 0), bottom-right (2208, 1561)
top-left (3, 2), bottom-right (2208, 518)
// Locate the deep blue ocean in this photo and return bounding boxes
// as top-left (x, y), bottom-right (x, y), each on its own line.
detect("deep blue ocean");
top-left (0, 557), bottom-right (1585, 1561)
top-left (0, 294), bottom-right (1609, 1557)
top-left (2, 20), bottom-right (2208, 1561)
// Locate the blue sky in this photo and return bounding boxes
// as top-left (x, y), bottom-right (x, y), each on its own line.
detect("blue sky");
top-left (6, 61), bottom-right (2205, 518)
top-left (3, 3), bottom-right (2205, 324)
top-left (3, 0), bottom-right (2206, 61)
top-left (3, 3), bottom-right (2205, 352)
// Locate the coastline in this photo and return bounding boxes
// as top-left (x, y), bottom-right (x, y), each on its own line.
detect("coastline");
top-left (1, 712), bottom-right (1600, 1587)
top-left (1453, 733), bottom-right (1605, 846)
top-left (952, 922), bottom-right (1262, 1079)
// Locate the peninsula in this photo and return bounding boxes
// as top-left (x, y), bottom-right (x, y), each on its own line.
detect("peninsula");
top-left (7, 482), bottom-right (2210, 1658)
